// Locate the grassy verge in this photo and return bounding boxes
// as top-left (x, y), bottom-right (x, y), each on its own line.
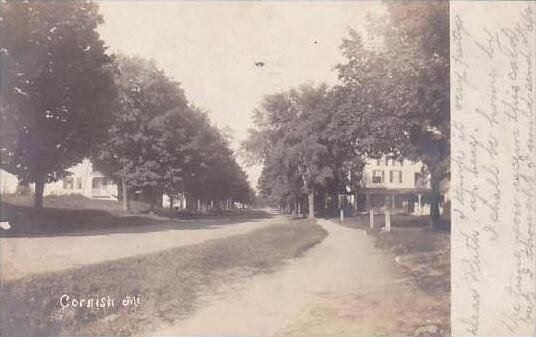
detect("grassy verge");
top-left (340, 215), bottom-right (450, 336)
top-left (0, 219), bottom-right (327, 337)
top-left (0, 195), bottom-right (271, 237)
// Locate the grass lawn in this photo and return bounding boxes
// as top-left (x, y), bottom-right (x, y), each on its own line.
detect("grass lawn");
top-left (0, 194), bottom-right (271, 237)
top-left (1, 193), bottom-right (150, 214)
top-left (340, 215), bottom-right (450, 335)
top-left (0, 218), bottom-right (327, 337)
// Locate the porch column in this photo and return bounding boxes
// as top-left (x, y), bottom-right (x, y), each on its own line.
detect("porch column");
top-left (391, 193), bottom-right (395, 210)
top-left (385, 209), bottom-right (391, 232)
top-left (418, 193), bottom-right (422, 214)
top-left (365, 192), bottom-right (371, 211)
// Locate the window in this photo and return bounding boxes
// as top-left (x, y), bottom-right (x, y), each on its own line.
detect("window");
top-left (376, 159), bottom-right (381, 166)
top-left (63, 177), bottom-right (74, 190)
top-left (390, 170), bottom-right (403, 183)
top-left (391, 159), bottom-right (397, 166)
top-left (372, 170), bottom-right (384, 183)
top-left (385, 158), bottom-right (389, 166)
top-left (76, 177), bottom-right (82, 190)
top-left (400, 159), bottom-right (404, 166)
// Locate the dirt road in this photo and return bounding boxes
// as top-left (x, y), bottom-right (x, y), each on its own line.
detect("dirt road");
top-left (0, 211), bottom-right (281, 281)
top-left (153, 219), bottom-right (442, 336)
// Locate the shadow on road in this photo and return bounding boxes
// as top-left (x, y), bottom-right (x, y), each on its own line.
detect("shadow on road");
top-left (0, 202), bottom-right (273, 238)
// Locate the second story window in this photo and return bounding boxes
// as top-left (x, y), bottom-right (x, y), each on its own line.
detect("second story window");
top-left (390, 170), bottom-right (403, 183)
top-left (372, 170), bottom-right (384, 183)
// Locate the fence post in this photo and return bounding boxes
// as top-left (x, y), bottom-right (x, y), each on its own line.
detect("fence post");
top-left (369, 209), bottom-right (374, 228)
top-left (340, 209), bottom-right (344, 222)
top-left (385, 209), bottom-right (391, 232)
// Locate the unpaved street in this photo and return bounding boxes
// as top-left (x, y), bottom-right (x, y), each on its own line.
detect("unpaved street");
top-left (0, 211), bottom-right (281, 281)
top-left (153, 219), bottom-right (441, 336)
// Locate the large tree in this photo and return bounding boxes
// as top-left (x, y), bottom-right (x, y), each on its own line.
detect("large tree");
top-left (92, 54), bottom-right (189, 210)
top-left (246, 84), bottom-right (343, 218)
top-left (0, 0), bottom-right (116, 207)
top-left (384, 1), bottom-right (450, 225)
top-left (335, 2), bottom-right (449, 225)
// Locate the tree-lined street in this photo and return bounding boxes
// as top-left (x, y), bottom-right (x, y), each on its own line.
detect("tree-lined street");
top-left (0, 1), bottom-right (451, 336)
top-left (1, 1), bottom-right (253, 211)
top-left (245, 2), bottom-right (449, 226)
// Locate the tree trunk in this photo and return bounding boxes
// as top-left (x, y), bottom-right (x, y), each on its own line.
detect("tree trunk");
top-left (120, 176), bottom-right (130, 212)
top-left (308, 188), bottom-right (315, 219)
top-left (430, 171), bottom-right (441, 228)
top-left (34, 174), bottom-right (45, 208)
top-left (169, 195), bottom-right (174, 210)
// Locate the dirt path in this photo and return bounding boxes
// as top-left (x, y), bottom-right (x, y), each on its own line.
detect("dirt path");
top-left (0, 211), bottom-right (282, 281)
top-left (153, 219), bottom-right (441, 336)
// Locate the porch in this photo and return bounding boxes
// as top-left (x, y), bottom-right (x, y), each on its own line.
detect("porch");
top-left (355, 188), bottom-right (432, 215)
top-left (91, 177), bottom-right (118, 200)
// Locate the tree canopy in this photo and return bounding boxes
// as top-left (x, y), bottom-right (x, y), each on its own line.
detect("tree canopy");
top-left (246, 2), bottom-right (449, 223)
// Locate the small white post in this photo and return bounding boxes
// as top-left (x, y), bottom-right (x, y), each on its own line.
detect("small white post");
top-left (340, 209), bottom-right (344, 222)
top-left (369, 209), bottom-right (374, 228)
top-left (385, 209), bottom-right (391, 232)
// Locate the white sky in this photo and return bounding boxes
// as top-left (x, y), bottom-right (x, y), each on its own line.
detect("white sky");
top-left (97, 1), bottom-right (386, 189)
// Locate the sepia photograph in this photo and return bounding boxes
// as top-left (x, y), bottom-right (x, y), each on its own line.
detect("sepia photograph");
top-left (0, 1), bottom-right (452, 336)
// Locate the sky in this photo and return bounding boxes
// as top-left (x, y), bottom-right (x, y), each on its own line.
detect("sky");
top-left (96, 1), bottom-right (386, 189)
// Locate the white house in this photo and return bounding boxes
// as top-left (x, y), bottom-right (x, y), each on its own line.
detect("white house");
top-left (356, 156), bottom-right (434, 215)
top-left (0, 170), bottom-right (19, 194)
top-left (0, 159), bottom-right (118, 200)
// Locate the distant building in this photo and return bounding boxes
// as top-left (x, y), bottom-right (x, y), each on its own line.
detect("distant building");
top-left (162, 193), bottom-right (187, 209)
top-left (0, 159), bottom-right (118, 200)
top-left (0, 170), bottom-right (19, 194)
top-left (355, 156), bottom-right (437, 215)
